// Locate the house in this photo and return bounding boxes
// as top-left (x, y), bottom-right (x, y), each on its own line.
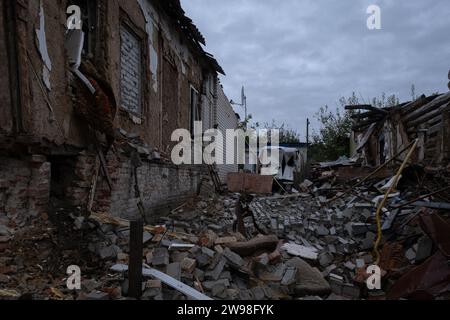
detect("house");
top-left (214, 84), bottom-right (240, 183)
top-left (0, 0), bottom-right (226, 224)
top-left (349, 89), bottom-right (450, 169)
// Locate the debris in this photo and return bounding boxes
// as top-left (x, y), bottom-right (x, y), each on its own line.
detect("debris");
top-left (180, 258), bottom-right (197, 274)
top-left (225, 235), bottom-right (279, 256)
top-left (281, 243), bottom-right (318, 260)
top-left (286, 258), bottom-right (331, 296)
top-left (223, 248), bottom-right (244, 268)
top-left (111, 264), bottom-right (213, 301)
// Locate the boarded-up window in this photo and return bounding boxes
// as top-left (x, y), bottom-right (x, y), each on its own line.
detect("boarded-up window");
top-left (120, 25), bottom-right (142, 114)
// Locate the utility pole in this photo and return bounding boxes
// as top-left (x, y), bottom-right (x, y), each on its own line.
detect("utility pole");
top-left (306, 118), bottom-right (310, 146)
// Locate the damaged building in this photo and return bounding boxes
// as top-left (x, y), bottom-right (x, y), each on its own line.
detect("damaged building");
top-left (350, 92), bottom-right (450, 169)
top-left (0, 0), bottom-right (235, 224)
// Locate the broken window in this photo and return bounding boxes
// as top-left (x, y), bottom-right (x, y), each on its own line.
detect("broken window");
top-left (190, 86), bottom-right (200, 134)
top-left (120, 24), bottom-right (143, 115)
top-left (68, 0), bottom-right (97, 58)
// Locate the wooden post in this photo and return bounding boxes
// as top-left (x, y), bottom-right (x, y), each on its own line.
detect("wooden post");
top-left (128, 220), bottom-right (143, 299)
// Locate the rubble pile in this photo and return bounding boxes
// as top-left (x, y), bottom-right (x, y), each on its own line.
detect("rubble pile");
top-left (1, 164), bottom-right (450, 300)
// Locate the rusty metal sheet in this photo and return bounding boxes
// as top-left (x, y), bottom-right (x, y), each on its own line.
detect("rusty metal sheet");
top-left (387, 251), bottom-right (450, 300)
top-left (420, 213), bottom-right (450, 257)
top-left (227, 173), bottom-right (273, 194)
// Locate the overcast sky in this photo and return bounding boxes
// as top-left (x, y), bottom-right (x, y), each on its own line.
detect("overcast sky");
top-left (181, 0), bottom-right (450, 139)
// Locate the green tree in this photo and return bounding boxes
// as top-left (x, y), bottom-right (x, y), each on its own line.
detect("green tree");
top-left (309, 92), bottom-right (399, 162)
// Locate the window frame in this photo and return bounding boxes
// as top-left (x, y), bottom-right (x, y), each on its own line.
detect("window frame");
top-left (118, 15), bottom-right (146, 117)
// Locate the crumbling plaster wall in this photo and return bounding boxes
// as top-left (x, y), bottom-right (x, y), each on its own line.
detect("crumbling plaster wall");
top-left (108, 0), bottom-right (206, 151)
top-left (1, 0), bottom-right (213, 222)
top-left (23, 0), bottom-right (86, 147)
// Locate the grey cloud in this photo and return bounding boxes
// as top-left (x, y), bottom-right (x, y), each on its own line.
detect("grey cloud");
top-left (182, 0), bottom-right (450, 136)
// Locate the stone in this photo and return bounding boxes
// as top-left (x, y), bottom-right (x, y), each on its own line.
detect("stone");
top-left (342, 284), bottom-right (361, 299)
top-left (99, 245), bottom-right (118, 260)
top-left (281, 267), bottom-right (298, 286)
top-left (180, 257), bottom-right (197, 274)
top-left (344, 261), bottom-right (356, 270)
top-left (0, 225), bottom-right (12, 237)
top-left (405, 248), bottom-right (416, 261)
top-left (152, 248), bottom-right (169, 266)
top-left (143, 231), bottom-right (153, 244)
top-left (415, 236), bottom-right (433, 262)
top-left (319, 253), bottom-right (334, 267)
top-left (195, 253), bottom-right (211, 268)
top-left (239, 290), bottom-right (254, 300)
top-left (193, 269), bottom-right (205, 281)
top-left (281, 243), bottom-right (318, 260)
top-left (166, 263), bottom-right (181, 281)
top-left (116, 252), bottom-right (128, 261)
top-left (225, 289), bottom-right (240, 300)
top-left (223, 248), bottom-right (244, 267)
top-left (268, 250), bottom-right (282, 264)
top-left (205, 257), bottom-right (226, 281)
top-left (212, 283), bottom-right (226, 297)
top-left (208, 224), bottom-right (223, 232)
top-left (251, 286), bottom-right (266, 300)
top-left (201, 247), bottom-right (216, 258)
top-left (145, 280), bottom-right (162, 289)
top-left (215, 237), bottom-right (237, 245)
top-left (85, 291), bottom-right (109, 300)
top-left (316, 225), bottom-right (329, 236)
top-left (256, 253), bottom-right (270, 266)
top-left (355, 259), bottom-right (365, 269)
top-left (170, 251), bottom-right (189, 263)
top-left (350, 223), bottom-right (372, 236)
top-left (286, 258), bottom-right (331, 296)
top-left (203, 279), bottom-right (230, 291)
top-left (81, 279), bottom-right (100, 292)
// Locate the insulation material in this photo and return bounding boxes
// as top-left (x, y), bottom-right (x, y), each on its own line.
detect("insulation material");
top-left (35, 0), bottom-right (52, 91)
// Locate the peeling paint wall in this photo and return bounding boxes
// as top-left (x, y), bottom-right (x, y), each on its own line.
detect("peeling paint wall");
top-left (35, 0), bottom-right (52, 91)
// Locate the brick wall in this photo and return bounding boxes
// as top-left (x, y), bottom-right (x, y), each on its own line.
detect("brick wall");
top-left (89, 152), bottom-right (206, 220)
top-left (0, 156), bottom-right (50, 228)
top-left (120, 24), bottom-right (142, 114)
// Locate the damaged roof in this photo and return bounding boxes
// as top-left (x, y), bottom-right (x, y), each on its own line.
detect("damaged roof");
top-left (156, 0), bottom-right (225, 75)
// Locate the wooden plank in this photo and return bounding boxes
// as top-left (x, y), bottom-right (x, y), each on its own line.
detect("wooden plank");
top-left (128, 220), bottom-right (143, 299)
top-left (111, 264), bottom-right (213, 301)
top-left (404, 92), bottom-right (450, 123)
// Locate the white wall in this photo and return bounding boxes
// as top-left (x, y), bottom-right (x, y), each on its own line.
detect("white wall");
top-left (215, 83), bottom-right (239, 183)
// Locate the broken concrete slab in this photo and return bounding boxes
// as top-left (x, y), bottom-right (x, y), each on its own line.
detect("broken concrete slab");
top-left (166, 263), bottom-right (181, 281)
top-left (223, 248), bottom-right (244, 268)
top-left (281, 243), bottom-right (318, 260)
top-left (205, 257), bottom-right (226, 281)
top-left (152, 248), bottom-right (170, 267)
top-left (281, 267), bottom-right (298, 286)
top-left (180, 257), bottom-right (197, 274)
top-left (286, 258), bottom-right (331, 296)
